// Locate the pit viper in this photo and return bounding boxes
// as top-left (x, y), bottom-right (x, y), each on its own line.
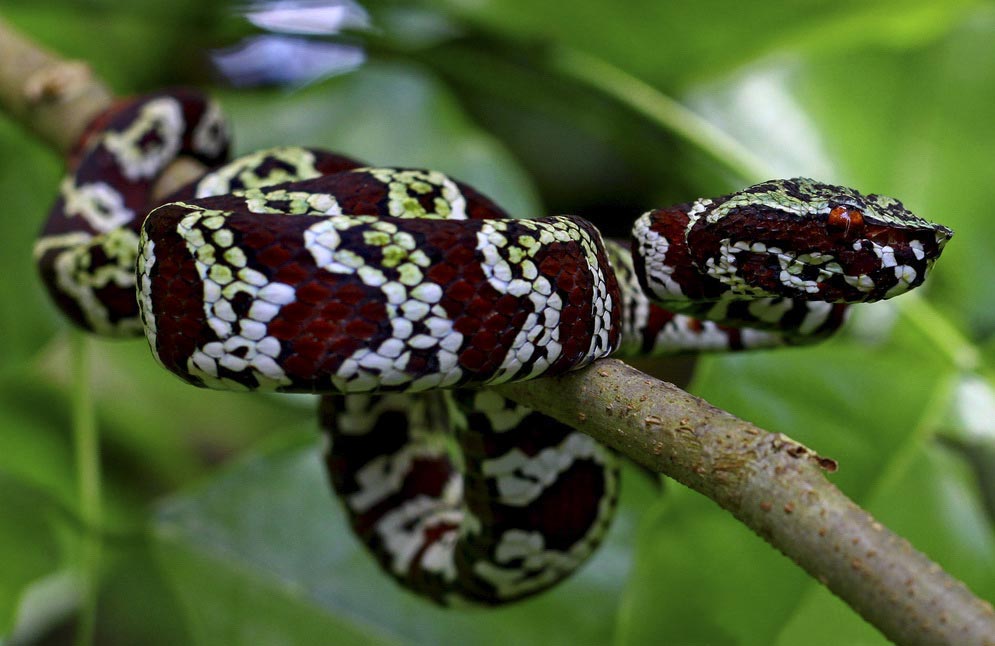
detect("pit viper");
top-left (35, 90), bottom-right (952, 606)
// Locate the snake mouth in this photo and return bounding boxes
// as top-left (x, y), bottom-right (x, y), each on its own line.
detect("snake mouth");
top-left (863, 220), bottom-right (954, 253)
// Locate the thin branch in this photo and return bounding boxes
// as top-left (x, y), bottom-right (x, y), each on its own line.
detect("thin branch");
top-left (69, 331), bottom-right (101, 646)
top-left (0, 16), bottom-right (112, 154)
top-left (550, 47), bottom-right (773, 184)
top-left (3, 15), bottom-right (993, 645)
top-left (0, 15), bottom-right (207, 198)
top-left (496, 360), bottom-right (995, 645)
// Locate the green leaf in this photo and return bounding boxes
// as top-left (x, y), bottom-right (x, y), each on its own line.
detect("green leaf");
top-left (935, 374), bottom-right (995, 526)
top-left (617, 483), bottom-right (810, 646)
top-left (0, 120), bottom-right (61, 374)
top-left (789, 11), bottom-right (995, 336)
top-left (0, 474), bottom-right (65, 637)
top-left (151, 432), bottom-right (655, 645)
top-left (219, 62), bottom-right (542, 219)
top-left (0, 375), bottom-right (78, 507)
top-left (424, 0), bottom-right (980, 89)
top-left (2, 3), bottom-right (228, 90)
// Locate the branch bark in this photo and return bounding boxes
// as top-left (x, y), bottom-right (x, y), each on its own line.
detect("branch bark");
top-left (3, 14), bottom-right (992, 646)
top-left (0, 16), bottom-right (111, 154)
top-left (497, 361), bottom-right (995, 645)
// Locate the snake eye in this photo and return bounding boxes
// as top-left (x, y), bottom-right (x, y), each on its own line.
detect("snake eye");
top-left (827, 206), bottom-right (863, 235)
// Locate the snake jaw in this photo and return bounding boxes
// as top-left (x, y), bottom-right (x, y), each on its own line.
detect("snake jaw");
top-left (678, 179), bottom-right (954, 304)
top-left (697, 230), bottom-right (950, 303)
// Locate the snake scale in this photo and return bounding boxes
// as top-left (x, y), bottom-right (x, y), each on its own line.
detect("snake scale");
top-left (35, 90), bottom-right (952, 605)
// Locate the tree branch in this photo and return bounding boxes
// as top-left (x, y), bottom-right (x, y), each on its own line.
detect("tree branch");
top-left (0, 16), bottom-right (112, 154)
top-left (496, 360), bottom-right (995, 645)
top-left (3, 14), bottom-right (992, 645)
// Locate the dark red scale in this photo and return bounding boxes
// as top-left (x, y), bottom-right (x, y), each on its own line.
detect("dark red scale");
top-left (330, 335), bottom-right (362, 357)
top-left (240, 225), bottom-right (278, 251)
top-left (274, 260), bottom-right (310, 284)
top-left (296, 281), bottom-right (333, 304)
top-left (265, 319), bottom-right (299, 341)
top-left (494, 294), bottom-right (519, 317)
top-left (325, 283), bottom-right (361, 305)
top-left (345, 318), bottom-right (378, 339)
top-left (473, 330), bottom-right (499, 352)
top-left (405, 355), bottom-right (429, 375)
top-left (291, 336), bottom-right (324, 360)
top-left (282, 353), bottom-right (318, 378)
top-left (446, 280), bottom-right (475, 302)
top-left (482, 314), bottom-right (508, 332)
top-left (539, 256), bottom-right (560, 275)
top-left (257, 245), bottom-right (293, 268)
top-left (321, 301), bottom-right (351, 319)
top-left (448, 245), bottom-right (477, 265)
top-left (358, 300), bottom-right (383, 322)
top-left (426, 262), bottom-right (457, 285)
top-left (465, 296), bottom-right (494, 319)
top-left (459, 348), bottom-right (487, 372)
top-left (453, 316), bottom-right (482, 336)
top-left (499, 327), bottom-right (519, 348)
top-left (280, 302), bottom-right (313, 324)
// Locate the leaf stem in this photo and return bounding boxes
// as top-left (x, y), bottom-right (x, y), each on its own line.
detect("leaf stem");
top-left (865, 370), bottom-right (960, 506)
top-left (898, 293), bottom-right (980, 372)
top-left (550, 47), bottom-right (774, 184)
top-left (70, 331), bottom-right (101, 646)
top-left (553, 46), bottom-right (986, 382)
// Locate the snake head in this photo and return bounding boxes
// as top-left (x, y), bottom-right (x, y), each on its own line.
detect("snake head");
top-left (683, 178), bottom-right (953, 303)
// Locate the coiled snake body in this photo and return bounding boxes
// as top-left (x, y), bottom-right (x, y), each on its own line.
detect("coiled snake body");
top-left (35, 91), bottom-right (952, 605)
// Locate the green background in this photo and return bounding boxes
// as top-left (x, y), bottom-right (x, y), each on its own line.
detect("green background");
top-left (1, 1), bottom-right (994, 643)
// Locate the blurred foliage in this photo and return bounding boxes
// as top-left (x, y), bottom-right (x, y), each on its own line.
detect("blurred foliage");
top-left (1, 0), bottom-right (995, 644)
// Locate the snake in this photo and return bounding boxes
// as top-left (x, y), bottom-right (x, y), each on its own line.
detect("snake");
top-left (35, 90), bottom-right (953, 606)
